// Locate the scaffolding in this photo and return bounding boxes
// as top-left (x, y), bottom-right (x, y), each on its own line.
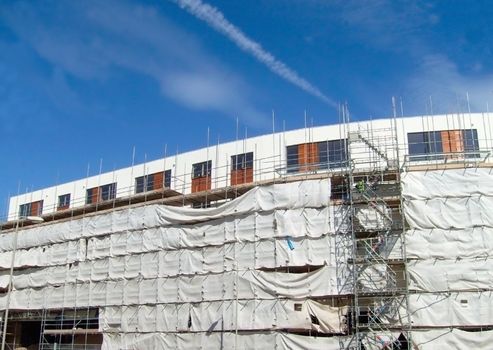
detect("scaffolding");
top-left (1, 112), bottom-right (493, 349)
top-left (342, 120), bottom-right (411, 349)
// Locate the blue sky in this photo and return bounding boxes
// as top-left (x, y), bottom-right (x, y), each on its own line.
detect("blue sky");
top-left (1, 0), bottom-right (492, 217)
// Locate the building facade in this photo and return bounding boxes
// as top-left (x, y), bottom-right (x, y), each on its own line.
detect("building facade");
top-left (1, 113), bottom-right (493, 349)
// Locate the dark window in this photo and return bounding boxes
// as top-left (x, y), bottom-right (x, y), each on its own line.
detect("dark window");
top-left (86, 188), bottom-right (94, 205)
top-left (19, 203), bottom-right (31, 217)
top-left (231, 152), bottom-right (253, 171)
top-left (135, 174), bottom-right (154, 193)
top-left (286, 145), bottom-right (299, 173)
top-left (164, 169), bottom-right (171, 188)
top-left (407, 131), bottom-right (443, 161)
top-left (136, 170), bottom-right (172, 194)
top-left (287, 139), bottom-right (347, 173)
top-left (58, 194), bottom-right (71, 209)
top-left (19, 201), bottom-right (43, 217)
top-left (463, 129), bottom-right (479, 158)
top-left (319, 139), bottom-right (348, 169)
top-left (192, 161), bottom-right (212, 179)
top-left (100, 183), bottom-right (116, 201)
top-left (408, 129), bottom-right (479, 161)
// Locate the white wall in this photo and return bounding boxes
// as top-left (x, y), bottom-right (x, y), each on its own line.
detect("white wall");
top-left (8, 113), bottom-right (493, 219)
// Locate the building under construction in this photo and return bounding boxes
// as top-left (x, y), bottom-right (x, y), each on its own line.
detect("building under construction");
top-left (1, 112), bottom-right (493, 349)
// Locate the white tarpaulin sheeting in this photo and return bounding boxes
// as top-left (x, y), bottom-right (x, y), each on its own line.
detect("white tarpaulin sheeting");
top-left (406, 227), bottom-right (493, 259)
top-left (402, 168), bottom-right (493, 200)
top-left (402, 168), bottom-right (493, 339)
top-left (408, 259), bottom-right (493, 292)
top-left (409, 291), bottom-right (493, 327)
top-left (404, 195), bottom-right (493, 230)
top-left (412, 328), bottom-right (493, 349)
top-left (0, 180), bottom-right (330, 252)
top-left (0, 179), bottom-right (354, 347)
top-left (0, 266), bottom-right (343, 309)
top-left (102, 331), bottom-right (347, 350)
top-left (100, 299), bottom-right (347, 333)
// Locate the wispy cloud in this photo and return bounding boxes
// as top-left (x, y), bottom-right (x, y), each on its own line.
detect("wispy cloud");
top-left (172, 0), bottom-right (337, 108)
top-left (325, 0), bottom-right (493, 114)
top-left (407, 54), bottom-right (493, 113)
top-left (1, 0), bottom-right (269, 127)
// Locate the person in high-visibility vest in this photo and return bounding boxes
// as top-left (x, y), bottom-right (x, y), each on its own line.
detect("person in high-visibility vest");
top-left (356, 180), bottom-right (365, 193)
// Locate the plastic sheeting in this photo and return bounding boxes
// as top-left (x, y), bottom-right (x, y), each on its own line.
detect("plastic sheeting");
top-left (406, 227), bottom-right (493, 259)
top-left (412, 328), bottom-right (493, 350)
top-left (100, 299), bottom-right (347, 333)
top-left (102, 331), bottom-right (347, 350)
top-left (0, 179), bottom-right (354, 349)
top-left (0, 180), bottom-right (330, 252)
top-left (0, 266), bottom-right (343, 309)
top-left (402, 168), bottom-right (493, 343)
top-left (402, 168), bottom-right (493, 200)
top-left (408, 259), bottom-right (493, 292)
top-left (0, 235), bottom-right (338, 292)
top-left (409, 292), bottom-right (493, 327)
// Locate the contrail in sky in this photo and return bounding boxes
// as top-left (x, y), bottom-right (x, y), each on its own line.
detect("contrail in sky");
top-left (172, 0), bottom-right (337, 107)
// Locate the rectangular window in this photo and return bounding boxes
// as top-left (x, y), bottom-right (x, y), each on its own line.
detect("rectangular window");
top-left (19, 200), bottom-right (43, 217)
top-left (287, 139), bottom-right (347, 173)
top-left (135, 174), bottom-right (154, 193)
top-left (58, 194), bottom-right (71, 210)
top-left (286, 145), bottom-right (299, 173)
top-left (408, 129), bottom-right (478, 161)
top-left (463, 129), bottom-right (480, 158)
top-left (135, 170), bottom-right (172, 194)
top-left (19, 203), bottom-right (31, 217)
top-left (86, 183), bottom-right (116, 204)
top-left (100, 183), bottom-right (117, 201)
top-left (86, 188), bottom-right (94, 205)
top-left (231, 152), bottom-right (253, 171)
top-left (319, 139), bottom-right (348, 169)
top-left (192, 160), bottom-right (212, 179)
top-left (164, 169), bottom-right (171, 188)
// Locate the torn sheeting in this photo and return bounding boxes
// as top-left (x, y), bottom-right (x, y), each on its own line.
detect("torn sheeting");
top-left (100, 300), bottom-right (347, 333)
top-left (412, 328), bottom-right (493, 350)
top-left (402, 168), bottom-right (493, 200)
top-left (0, 180), bottom-right (330, 252)
top-left (406, 227), bottom-right (493, 259)
top-left (102, 331), bottom-right (346, 350)
top-left (409, 292), bottom-right (493, 327)
top-left (408, 259), bottom-right (493, 292)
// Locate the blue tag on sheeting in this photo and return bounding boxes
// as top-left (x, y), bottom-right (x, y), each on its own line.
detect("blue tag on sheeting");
top-left (286, 237), bottom-right (295, 250)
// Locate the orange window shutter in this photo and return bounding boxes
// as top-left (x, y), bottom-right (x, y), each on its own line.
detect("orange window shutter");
top-left (154, 172), bottom-right (164, 190)
top-left (441, 130), bottom-right (452, 153)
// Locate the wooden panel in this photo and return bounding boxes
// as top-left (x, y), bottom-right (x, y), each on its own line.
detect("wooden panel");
top-left (153, 171), bottom-right (164, 190)
top-left (309, 142), bottom-right (319, 166)
top-left (231, 167), bottom-right (253, 186)
top-left (30, 200), bottom-right (43, 216)
top-left (298, 143), bottom-right (319, 171)
top-left (442, 130), bottom-right (464, 159)
top-left (192, 176), bottom-right (211, 193)
top-left (88, 187), bottom-right (100, 204)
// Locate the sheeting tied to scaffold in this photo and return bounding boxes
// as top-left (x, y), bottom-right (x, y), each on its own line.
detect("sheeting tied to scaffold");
top-left (401, 168), bottom-right (493, 349)
top-left (0, 179), bottom-right (355, 349)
